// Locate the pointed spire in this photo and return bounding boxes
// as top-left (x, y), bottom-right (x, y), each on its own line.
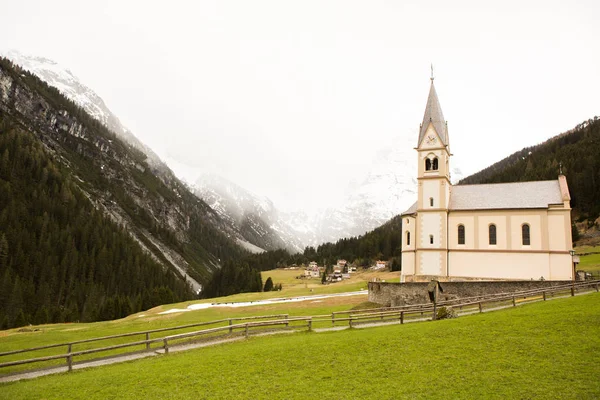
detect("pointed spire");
top-left (418, 77), bottom-right (448, 147)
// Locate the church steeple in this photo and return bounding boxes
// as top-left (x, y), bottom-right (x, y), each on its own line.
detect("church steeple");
top-left (418, 80), bottom-right (448, 148)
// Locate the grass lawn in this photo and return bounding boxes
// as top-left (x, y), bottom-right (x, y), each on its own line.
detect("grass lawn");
top-left (2, 293), bottom-right (599, 399)
top-left (576, 245), bottom-right (600, 273)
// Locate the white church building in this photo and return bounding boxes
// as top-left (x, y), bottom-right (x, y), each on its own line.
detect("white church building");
top-left (400, 77), bottom-right (574, 282)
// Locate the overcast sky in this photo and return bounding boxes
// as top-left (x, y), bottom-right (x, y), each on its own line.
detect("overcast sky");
top-left (1, 0), bottom-right (599, 212)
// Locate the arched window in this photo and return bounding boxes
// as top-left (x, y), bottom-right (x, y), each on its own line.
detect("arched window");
top-left (489, 224), bottom-right (497, 245)
top-left (425, 158), bottom-right (432, 171)
top-left (458, 224), bottom-right (465, 245)
top-left (429, 235), bottom-right (434, 245)
top-left (406, 231), bottom-right (410, 246)
top-left (432, 157), bottom-right (439, 170)
top-left (429, 197), bottom-right (434, 207)
top-left (522, 224), bottom-right (530, 245)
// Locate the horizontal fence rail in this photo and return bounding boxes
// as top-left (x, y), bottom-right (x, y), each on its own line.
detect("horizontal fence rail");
top-left (1, 280), bottom-right (598, 378)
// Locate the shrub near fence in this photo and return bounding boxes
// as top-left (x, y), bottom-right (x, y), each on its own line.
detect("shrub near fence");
top-left (1, 281), bottom-right (599, 379)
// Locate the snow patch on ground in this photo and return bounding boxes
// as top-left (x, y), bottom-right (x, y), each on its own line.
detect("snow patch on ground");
top-left (236, 239), bottom-right (265, 254)
top-left (158, 290), bottom-right (367, 314)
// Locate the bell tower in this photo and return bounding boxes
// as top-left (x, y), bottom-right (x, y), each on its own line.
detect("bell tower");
top-left (414, 73), bottom-right (451, 277)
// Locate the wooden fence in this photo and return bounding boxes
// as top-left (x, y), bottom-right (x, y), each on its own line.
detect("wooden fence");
top-left (1, 280), bottom-right (598, 378)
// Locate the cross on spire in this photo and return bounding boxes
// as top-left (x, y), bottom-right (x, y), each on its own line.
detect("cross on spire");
top-left (430, 63), bottom-right (434, 81)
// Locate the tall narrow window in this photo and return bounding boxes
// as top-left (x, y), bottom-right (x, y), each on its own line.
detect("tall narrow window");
top-left (432, 157), bottom-right (439, 170)
top-left (522, 224), bottom-right (530, 245)
top-left (458, 224), bottom-right (465, 245)
top-left (425, 158), bottom-right (431, 171)
top-left (489, 224), bottom-right (497, 245)
top-left (406, 231), bottom-right (410, 246)
top-left (429, 235), bottom-right (434, 245)
top-left (429, 197), bottom-right (434, 207)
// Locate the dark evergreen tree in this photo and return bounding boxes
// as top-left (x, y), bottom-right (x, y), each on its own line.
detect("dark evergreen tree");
top-left (263, 277), bottom-right (274, 292)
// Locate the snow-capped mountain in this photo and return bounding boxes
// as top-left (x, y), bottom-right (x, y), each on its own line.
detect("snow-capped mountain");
top-left (0, 49), bottom-right (165, 171)
top-left (311, 135), bottom-right (418, 242)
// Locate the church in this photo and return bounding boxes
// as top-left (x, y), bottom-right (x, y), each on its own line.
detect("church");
top-left (400, 76), bottom-right (574, 282)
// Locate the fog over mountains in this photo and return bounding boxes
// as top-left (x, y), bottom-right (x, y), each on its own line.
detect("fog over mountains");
top-left (2, 50), bottom-right (463, 251)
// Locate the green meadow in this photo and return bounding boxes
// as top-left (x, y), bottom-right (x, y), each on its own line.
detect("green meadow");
top-left (1, 292), bottom-right (599, 399)
top-left (577, 245), bottom-right (600, 273)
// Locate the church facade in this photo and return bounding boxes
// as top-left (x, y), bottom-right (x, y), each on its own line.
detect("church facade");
top-left (400, 78), bottom-right (574, 282)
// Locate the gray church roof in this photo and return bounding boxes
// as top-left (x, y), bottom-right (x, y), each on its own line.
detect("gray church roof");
top-left (418, 80), bottom-right (448, 147)
top-left (449, 180), bottom-right (564, 210)
top-left (401, 201), bottom-right (418, 216)
top-left (401, 179), bottom-right (567, 215)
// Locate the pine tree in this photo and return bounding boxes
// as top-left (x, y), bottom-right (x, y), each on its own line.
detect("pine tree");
top-left (263, 277), bottom-right (273, 292)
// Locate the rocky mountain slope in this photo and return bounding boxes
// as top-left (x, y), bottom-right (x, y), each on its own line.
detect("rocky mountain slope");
top-left (0, 56), bottom-right (248, 294)
top-left (1, 50), bottom-right (304, 254)
top-left (194, 173), bottom-right (304, 253)
top-left (0, 50), bottom-right (166, 172)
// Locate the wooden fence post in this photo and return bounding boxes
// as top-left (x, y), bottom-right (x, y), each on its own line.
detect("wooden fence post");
top-left (229, 319), bottom-right (233, 334)
top-left (400, 311), bottom-right (404, 325)
top-left (543, 291), bottom-right (546, 301)
top-left (571, 286), bottom-right (575, 297)
top-left (596, 284), bottom-right (599, 292)
top-left (163, 338), bottom-right (169, 355)
top-left (349, 315), bottom-right (353, 328)
top-left (67, 344), bottom-right (72, 372)
top-left (285, 315), bottom-right (289, 328)
top-left (245, 324), bottom-right (249, 338)
top-left (512, 296), bottom-right (516, 307)
top-left (332, 313), bottom-right (335, 326)
top-left (478, 302), bottom-right (483, 313)
top-left (146, 333), bottom-right (150, 350)
top-left (307, 318), bottom-right (312, 332)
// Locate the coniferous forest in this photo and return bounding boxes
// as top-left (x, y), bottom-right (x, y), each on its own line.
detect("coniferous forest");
top-left (460, 117), bottom-right (600, 221)
top-left (0, 118), bottom-right (194, 329)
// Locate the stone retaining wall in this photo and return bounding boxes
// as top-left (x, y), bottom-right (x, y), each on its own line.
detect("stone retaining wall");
top-left (368, 280), bottom-right (573, 307)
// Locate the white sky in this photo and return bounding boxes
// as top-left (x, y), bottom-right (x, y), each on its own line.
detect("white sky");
top-left (1, 0), bottom-right (599, 212)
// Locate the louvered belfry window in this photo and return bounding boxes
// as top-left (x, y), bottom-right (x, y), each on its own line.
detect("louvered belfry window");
top-left (406, 231), bottom-right (411, 246)
top-left (458, 225), bottom-right (465, 245)
top-left (489, 224), bottom-right (497, 245)
top-left (522, 224), bottom-right (530, 245)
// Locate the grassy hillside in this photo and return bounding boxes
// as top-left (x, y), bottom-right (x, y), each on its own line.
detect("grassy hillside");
top-left (2, 293), bottom-right (598, 399)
